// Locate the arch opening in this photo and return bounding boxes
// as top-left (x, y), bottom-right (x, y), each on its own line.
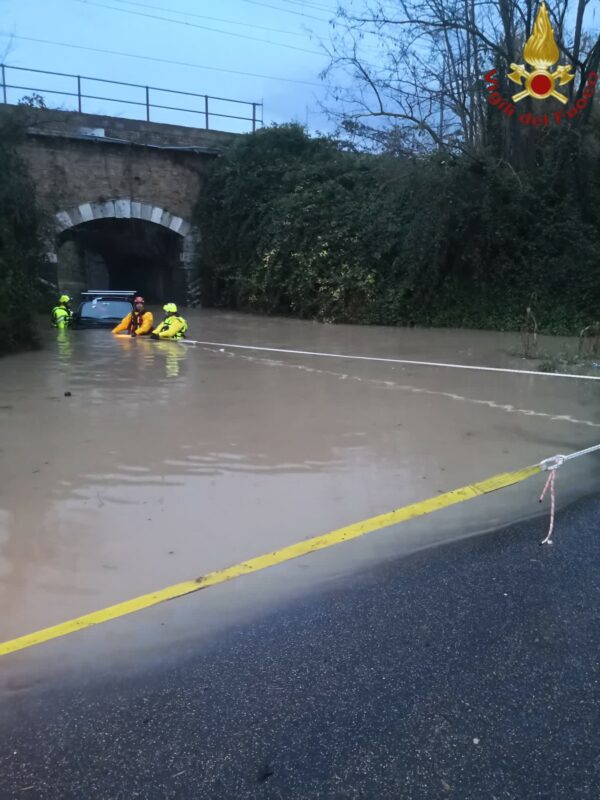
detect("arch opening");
top-left (57, 218), bottom-right (181, 303)
top-left (51, 200), bottom-right (198, 306)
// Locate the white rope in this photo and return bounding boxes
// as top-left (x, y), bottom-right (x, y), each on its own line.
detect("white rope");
top-left (537, 442), bottom-right (600, 544)
top-left (178, 339), bottom-right (600, 382)
top-left (560, 442), bottom-right (600, 462)
top-left (539, 442), bottom-right (600, 471)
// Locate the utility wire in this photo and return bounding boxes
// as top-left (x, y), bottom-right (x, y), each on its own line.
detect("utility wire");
top-left (237, 0), bottom-right (332, 23)
top-left (110, 0), bottom-right (317, 38)
top-left (0, 33), bottom-right (325, 87)
top-left (71, 0), bottom-right (325, 56)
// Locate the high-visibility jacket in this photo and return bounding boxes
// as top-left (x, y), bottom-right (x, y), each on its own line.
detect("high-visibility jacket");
top-left (51, 305), bottom-right (72, 329)
top-left (112, 310), bottom-right (154, 336)
top-left (152, 315), bottom-right (188, 339)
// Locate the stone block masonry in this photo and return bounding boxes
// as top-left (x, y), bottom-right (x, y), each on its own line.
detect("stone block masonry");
top-left (21, 135), bottom-right (208, 221)
top-left (11, 107), bottom-right (241, 305)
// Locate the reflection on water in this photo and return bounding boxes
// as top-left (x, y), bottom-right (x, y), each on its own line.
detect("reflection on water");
top-left (56, 329), bottom-right (73, 364)
top-left (153, 341), bottom-right (188, 379)
top-left (0, 310), bottom-right (598, 653)
top-left (111, 335), bottom-right (188, 380)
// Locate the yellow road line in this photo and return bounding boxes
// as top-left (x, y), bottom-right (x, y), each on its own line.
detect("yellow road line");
top-left (0, 463), bottom-right (542, 657)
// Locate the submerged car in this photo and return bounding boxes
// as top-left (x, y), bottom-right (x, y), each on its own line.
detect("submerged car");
top-left (73, 290), bottom-right (137, 328)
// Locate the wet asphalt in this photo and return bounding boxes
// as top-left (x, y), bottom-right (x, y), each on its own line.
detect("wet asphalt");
top-left (1, 496), bottom-right (599, 800)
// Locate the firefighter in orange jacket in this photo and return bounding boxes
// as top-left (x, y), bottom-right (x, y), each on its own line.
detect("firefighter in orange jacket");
top-left (112, 295), bottom-right (154, 337)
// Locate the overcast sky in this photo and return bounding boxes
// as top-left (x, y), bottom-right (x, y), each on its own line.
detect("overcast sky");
top-left (0, 0), bottom-right (347, 133)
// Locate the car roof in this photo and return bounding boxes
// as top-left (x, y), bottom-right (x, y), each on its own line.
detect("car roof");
top-left (80, 290), bottom-right (137, 301)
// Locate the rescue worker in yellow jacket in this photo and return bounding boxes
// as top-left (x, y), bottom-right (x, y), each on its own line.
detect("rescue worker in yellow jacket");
top-left (112, 295), bottom-right (154, 337)
top-left (51, 295), bottom-right (73, 329)
top-left (150, 303), bottom-right (188, 340)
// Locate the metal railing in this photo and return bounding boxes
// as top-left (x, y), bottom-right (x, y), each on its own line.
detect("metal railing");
top-left (0, 64), bottom-right (263, 132)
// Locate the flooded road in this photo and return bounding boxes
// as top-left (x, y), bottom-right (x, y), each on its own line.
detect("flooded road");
top-left (0, 310), bottom-right (599, 680)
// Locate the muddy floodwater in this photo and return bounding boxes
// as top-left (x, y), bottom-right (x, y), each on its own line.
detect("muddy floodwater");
top-left (1, 310), bottom-right (599, 681)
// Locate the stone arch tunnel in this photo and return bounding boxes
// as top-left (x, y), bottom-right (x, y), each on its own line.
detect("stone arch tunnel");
top-left (15, 107), bottom-right (239, 306)
top-left (52, 199), bottom-right (197, 304)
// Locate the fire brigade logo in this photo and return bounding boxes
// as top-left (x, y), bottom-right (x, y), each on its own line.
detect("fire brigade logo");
top-left (507, 2), bottom-right (574, 103)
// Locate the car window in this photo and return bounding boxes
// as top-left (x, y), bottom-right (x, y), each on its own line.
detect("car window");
top-left (79, 300), bottom-right (132, 319)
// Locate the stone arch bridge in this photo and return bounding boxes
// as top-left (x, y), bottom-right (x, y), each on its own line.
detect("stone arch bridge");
top-left (17, 108), bottom-right (238, 306)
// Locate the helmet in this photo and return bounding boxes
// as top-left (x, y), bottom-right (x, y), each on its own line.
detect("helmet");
top-left (59, 294), bottom-right (71, 304)
top-left (163, 302), bottom-right (178, 314)
top-left (133, 295), bottom-right (145, 305)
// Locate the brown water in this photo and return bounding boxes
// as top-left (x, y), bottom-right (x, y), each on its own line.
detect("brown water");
top-left (1, 310), bottom-right (599, 681)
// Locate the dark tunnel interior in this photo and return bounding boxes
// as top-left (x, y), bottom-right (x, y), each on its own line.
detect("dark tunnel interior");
top-left (57, 219), bottom-right (182, 303)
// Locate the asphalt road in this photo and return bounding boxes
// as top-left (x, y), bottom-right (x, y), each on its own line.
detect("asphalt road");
top-left (1, 496), bottom-right (599, 800)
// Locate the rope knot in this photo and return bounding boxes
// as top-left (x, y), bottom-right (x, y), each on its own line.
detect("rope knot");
top-left (540, 454), bottom-right (565, 472)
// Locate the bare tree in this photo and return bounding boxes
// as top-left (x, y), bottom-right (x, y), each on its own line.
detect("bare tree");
top-left (322, 0), bottom-right (600, 160)
top-left (1, 30), bottom-right (14, 73)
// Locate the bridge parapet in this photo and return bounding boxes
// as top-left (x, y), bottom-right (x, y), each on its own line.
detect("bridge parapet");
top-left (21, 106), bottom-right (240, 151)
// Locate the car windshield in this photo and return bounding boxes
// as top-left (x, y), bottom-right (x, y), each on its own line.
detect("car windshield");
top-left (79, 300), bottom-right (132, 320)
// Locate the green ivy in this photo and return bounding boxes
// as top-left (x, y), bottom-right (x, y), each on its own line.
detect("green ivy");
top-left (0, 108), bottom-right (48, 355)
top-left (195, 124), bottom-right (600, 335)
